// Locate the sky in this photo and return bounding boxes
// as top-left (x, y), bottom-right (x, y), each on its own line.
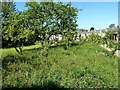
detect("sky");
top-left (16, 2), bottom-right (118, 30)
top-left (71, 2), bottom-right (118, 30)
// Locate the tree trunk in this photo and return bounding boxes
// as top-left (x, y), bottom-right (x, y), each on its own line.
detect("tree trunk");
top-left (15, 46), bottom-right (22, 55)
top-left (15, 46), bottom-right (19, 53)
top-left (19, 46), bottom-right (22, 55)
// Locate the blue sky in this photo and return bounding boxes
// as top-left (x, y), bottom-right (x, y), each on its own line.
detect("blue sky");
top-left (71, 2), bottom-right (118, 30)
top-left (16, 2), bottom-right (118, 30)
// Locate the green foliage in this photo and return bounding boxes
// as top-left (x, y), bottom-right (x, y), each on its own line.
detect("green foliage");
top-left (0, 1), bottom-right (16, 19)
top-left (102, 29), bottom-right (119, 54)
top-left (2, 12), bottom-right (35, 54)
top-left (0, 1), bottom-right (17, 48)
top-left (2, 43), bottom-right (118, 88)
top-left (107, 40), bottom-right (117, 49)
top-left (23, 2), bottom-right (79, 54)
top-left (101, 37), bottom-right (107, 45)
top-left (118, 42), bottom-right (120, 50)
top-left (87, 34), bottom-right (102, 44)
top-left (1, 1), bottom-right (79, 54)
top-left (104, 30), bottom-right (115, 40)
top-left (86, 33), bottom-right (119, 55)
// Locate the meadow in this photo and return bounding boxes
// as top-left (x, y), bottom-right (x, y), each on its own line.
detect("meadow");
top-left (1, 1), bottom-right (119, 89)
top-left (1, 42), bottom-right (119, 89)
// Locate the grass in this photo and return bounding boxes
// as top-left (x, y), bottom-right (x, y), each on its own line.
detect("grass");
top-left (1, 42), bottom-right (119, 89)
top-left (0, 44), bottom-right (41, 57)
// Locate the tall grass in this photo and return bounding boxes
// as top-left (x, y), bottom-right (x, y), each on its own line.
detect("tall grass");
top-left (2, 42), bottom-right (119, 89)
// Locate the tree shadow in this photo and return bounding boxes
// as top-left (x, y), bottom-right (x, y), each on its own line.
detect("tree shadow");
top-left (2, 55), bottom-right (19, 70)
top-left (2, 81), bottom-right (67, 90)
top-left (22, 42), bottom-right (80, 53)
top-left (2, 43), bottom-right (81, 67)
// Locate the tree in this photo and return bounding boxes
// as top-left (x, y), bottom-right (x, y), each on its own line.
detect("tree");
top-left (105, 30), bottom-right (115, 40)
top-left (117, 25), bottom-right (119, 28)
top-left (109, 24), bottom-right (115, 29)
top-left (55, 2), bottom-right (78, 49)
top-left (1, 1), bottom-right (79, 55)
top-left (25, 2), bottom-right (79, 50)
top-left (1, 1), bottom-right (34, 54)
top-left (90, 27), bottom-right (94, 31)
top-left (0, 0), bottom-right (16, 20)
top-left (0, 1), bottom-right (17, 48)
top-left (2, 12), bottom-right (33, 54)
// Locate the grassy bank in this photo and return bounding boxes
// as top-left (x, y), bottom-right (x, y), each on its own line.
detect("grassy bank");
top-left (2, 42), bottom-right (119, 89)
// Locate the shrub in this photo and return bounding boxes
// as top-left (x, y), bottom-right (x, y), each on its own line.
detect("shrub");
top-left (87, 34), bottom-right (102, 44)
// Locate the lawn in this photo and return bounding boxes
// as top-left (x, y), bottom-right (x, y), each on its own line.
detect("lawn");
top-left (1, 42), bottom-right (119, 89)
top-left (0, 44), bottom-right (41, 57)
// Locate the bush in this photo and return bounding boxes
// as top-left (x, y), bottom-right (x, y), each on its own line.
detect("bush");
top-left (118, 42), bottom-right (120, 50)
top-left (87, 34), bottom-right (102, 44)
